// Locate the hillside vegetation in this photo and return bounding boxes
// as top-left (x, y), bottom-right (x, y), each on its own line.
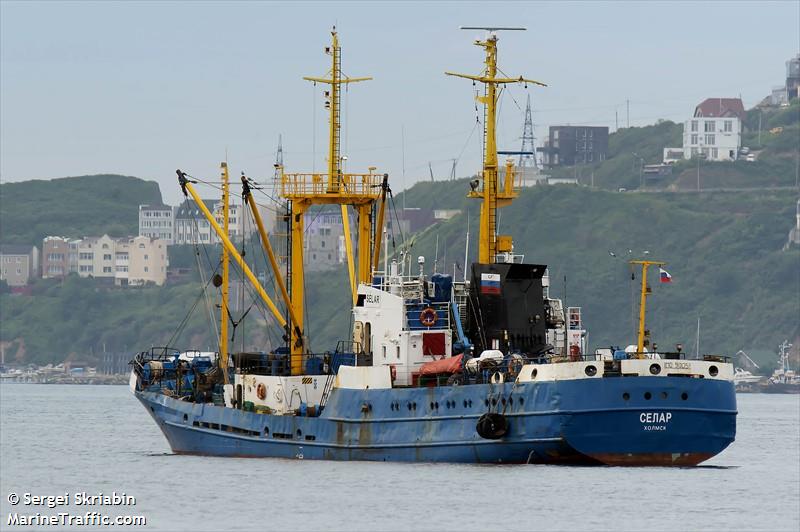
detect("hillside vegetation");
top-left (0, 174), bottom-right (162, 244)
top-left (548, 100), bottom-right (800, 191)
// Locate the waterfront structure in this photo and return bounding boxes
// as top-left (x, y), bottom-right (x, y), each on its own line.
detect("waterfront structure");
top-left (139, 204), bottom-right (174, 244)
top-left (538, 126), bottom-right (609, 167)
top-left (0, 244), bottom-right (39, 286)
top-left (682, 98), bottom-right (744, 162)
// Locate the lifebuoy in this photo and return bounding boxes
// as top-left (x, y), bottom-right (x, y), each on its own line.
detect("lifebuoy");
top-left (420, 307), bottom-right (438, 327)
top-left (256, 382), bottom-right (267, 401)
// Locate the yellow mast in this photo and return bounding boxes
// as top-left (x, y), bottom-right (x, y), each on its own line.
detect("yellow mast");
top-left (629, 260), bottom-right (665, 357)
top-left (446, 28), bottom-right (545, 264)
top-left (219, 162), bottom-right (230, 384)
top-left (280, 29), bottom-right (384, 373)
top-left (303, 28), bottom-right (372, 304)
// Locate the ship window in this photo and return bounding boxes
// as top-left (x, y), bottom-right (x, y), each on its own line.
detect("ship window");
top-left (364, 322), bottom-right (372, 354)
top-left (396, 345), bottom-right (400, 359)
top-left (382, 346), bottom-right (386, 359)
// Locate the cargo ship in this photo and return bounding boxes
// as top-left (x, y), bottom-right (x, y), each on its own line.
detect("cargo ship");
top-left (131, 27), bottom-right (737, 465)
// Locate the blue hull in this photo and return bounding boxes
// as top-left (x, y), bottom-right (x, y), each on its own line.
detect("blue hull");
top-left (137, 377), bottom-right (737, 465)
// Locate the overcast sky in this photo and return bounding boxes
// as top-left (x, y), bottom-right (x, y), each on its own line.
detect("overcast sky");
top-left (1, 1), bottom-right (798, 205)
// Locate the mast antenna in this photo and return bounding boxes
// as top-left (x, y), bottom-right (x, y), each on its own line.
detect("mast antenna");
top-left (446, 26), bottom-right (545, 264)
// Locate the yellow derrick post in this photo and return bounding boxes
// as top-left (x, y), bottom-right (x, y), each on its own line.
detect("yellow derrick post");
top-left (289, 204), bottom-right (306, 375)
top-left (371, 174), bottom-right (389, 273)
top-left (447, 30), bottom-right (546, 264)
top-left (341, 204), bottom-right (356, 303)
top-left (219, 162), bottom-right (230, 384)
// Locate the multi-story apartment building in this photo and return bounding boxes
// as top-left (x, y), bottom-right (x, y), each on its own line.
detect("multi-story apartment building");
top-left (172, 199), bottom-right (271, 246)
top-left (0, 244), bottom-right (39, 286)
top-left (41, 235), bottom-right (167, 286)
top-left (42, 236), bottom-right (71, 278)
top-left (139, 204), bottom-right (174, 244)
top-left (173, 199), bottom-right (220, 245)
top-left (538, 126), bottom-right (609, 167)
top-left (682, 98), bottom-right (744, 161)
top-left (304, 211), bottom-right (351, 271)
top-left (787, 53), bottom-right (800, 101)
top-left (127, 236), bottom-right (167, 286)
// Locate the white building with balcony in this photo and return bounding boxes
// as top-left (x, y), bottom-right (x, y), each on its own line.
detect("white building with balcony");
top-left (683, 98), bottom-right (744, 162)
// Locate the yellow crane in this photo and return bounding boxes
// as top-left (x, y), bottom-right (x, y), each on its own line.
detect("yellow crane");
top-left (446, 27), bottom-right (546, 264)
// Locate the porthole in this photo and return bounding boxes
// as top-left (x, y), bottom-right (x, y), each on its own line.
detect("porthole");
top-left (430, 402), bottom-right (435, 410)
top-left (585, 365), bottom-right (597, 377)
top-left (463, 400), bottom-right (468, 408)
top-left (622, 392), bottom-right (630, 401)
top-left (681, 392), bottom-right (689, 401)
top-left (661, 391), bottom-right (668, 400)
top-left (649, 364), bottom-right (661, 375)
top-left (644, 392), bottom-right (652, 400)
top-left (407, 403), bottom-right (412, 411)
top-left (435, 402), bottom-right (439, 409)
top-left (709, 365), bottom-right (719, 377)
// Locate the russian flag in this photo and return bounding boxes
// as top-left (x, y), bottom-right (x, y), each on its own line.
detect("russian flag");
top-left (480, 273), bottom-right (501, 295)
top-left (659, 267), bottom-right (672, 283)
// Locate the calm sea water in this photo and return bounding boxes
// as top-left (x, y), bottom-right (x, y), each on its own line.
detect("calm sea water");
top-left (1, 383), bottom-right (798, 532)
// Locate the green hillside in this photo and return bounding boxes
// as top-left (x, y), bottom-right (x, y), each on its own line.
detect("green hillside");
top-left (0, 174), bottom-right (162, 244)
